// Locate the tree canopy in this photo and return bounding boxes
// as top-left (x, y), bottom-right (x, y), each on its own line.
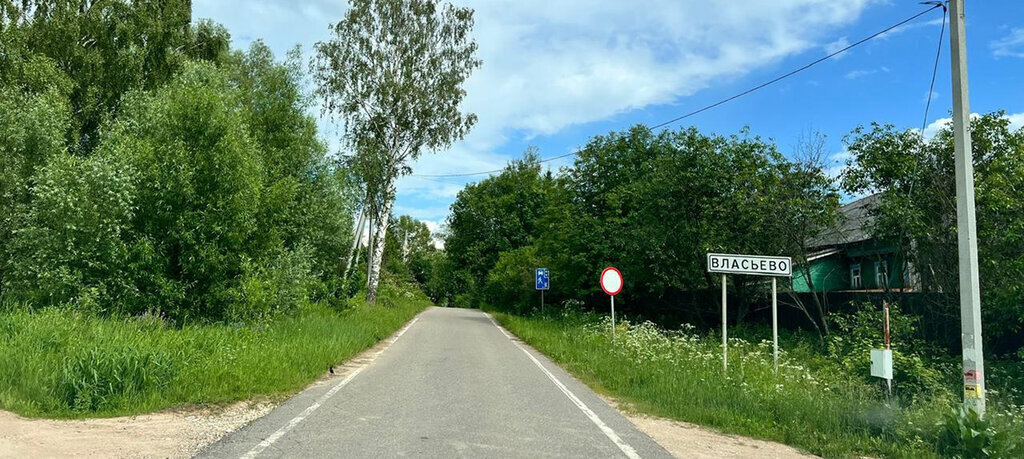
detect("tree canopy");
top-left (312, 0), bottom-right (480, 304)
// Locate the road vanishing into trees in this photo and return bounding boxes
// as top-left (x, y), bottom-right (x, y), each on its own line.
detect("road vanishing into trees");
top-left (199, 307), bottom-right (671, 458)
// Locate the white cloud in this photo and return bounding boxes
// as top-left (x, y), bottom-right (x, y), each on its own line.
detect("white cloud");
top-left (825, 147), bottom-right (851, 181)
top-left (991, 28), bottom-right (1024, 58)
top-left (844, 66), bottom-right (889, 79)
top-left (923, 90), bottom-right (939, 103)
top-left (824, 37), bottom-right (850, 58)
top-left (1009, 113), bottom-right (1024, 132)
top-left (877, 16), bottom-right (946, 40)
top-left (920, 112), bottom-right (1024, 140)
top-left (195, 0), bottom-right (878, 219)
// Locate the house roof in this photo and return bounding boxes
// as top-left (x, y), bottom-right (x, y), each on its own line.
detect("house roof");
top-left (806, 193), bottom-right (881, 249)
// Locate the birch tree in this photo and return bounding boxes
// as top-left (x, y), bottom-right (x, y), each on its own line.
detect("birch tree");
top-left (313, 0), bottom-right (480, 304)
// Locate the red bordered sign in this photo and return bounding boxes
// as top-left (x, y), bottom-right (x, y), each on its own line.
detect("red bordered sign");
top-left (600, 267), bottom-right (623, 296)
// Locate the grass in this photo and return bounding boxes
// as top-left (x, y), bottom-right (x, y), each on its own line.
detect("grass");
top-left (492, 308), bottom-right (1024, 458)
top-left (0, 289), bottom-right (429, 418)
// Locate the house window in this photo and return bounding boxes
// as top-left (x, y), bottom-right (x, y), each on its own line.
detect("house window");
top-left (850, 263), bottom-right (862, 289)
top-left (875, 260), bottom-right (888, 288)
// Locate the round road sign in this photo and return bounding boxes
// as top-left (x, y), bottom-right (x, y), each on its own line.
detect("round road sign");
top-left (600, 267), bottom-right (623, 296)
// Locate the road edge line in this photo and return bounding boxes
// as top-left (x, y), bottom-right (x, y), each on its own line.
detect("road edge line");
top-left (240, 315), bottom-right (422, 459)
top-left (485, 312), bottom-right (641, 459)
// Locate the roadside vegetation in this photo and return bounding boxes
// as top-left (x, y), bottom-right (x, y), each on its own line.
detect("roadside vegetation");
top-left (0, 2), bottom-right (441, 418)
top-left (494, 307), bottom-right (1024, 458)
top-left (0, 279), bottom-right (428, 418)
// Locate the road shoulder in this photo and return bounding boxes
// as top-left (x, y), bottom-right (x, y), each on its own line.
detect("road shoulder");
top-left (0, 311), bottom-right (425, 459)
top-left (600, 395), bottom-right (817, 459)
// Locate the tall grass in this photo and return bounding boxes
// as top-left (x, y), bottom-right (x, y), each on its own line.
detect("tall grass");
top-left (0, 290), bottom-right (429, 418)
top-left (493, 309), bottom-right (1024, 458)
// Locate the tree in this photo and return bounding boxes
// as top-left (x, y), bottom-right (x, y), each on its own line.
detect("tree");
top-left (225, 41), bottom-right (359, 298)
top-left (538, 126), bottom-right (796, 320)
top-left (0, 0), bottom-right (196, 153)
top-left (0, 85), bottom-right (71, 295)
top-left (842, 112), bottom-right (1024, 353)
top-left (445, 150), bottom-right (552, 291)
top-left (6, 153), bottom-right (137, 312)
top-left (770, 132), bottom-right (842, 340)
top-left (312, 0), bottom-right (480, 304)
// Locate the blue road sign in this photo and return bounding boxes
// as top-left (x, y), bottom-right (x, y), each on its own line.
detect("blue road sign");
top-left (535, 268), bottom-right (550, 290)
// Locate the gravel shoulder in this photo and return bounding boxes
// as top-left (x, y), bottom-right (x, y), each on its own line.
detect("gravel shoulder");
top-left (601, 395), bottom-right (818, 458)
top-left (0, 401), bottom-right (273, 458)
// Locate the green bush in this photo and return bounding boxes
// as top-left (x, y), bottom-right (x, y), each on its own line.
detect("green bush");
top-left (484, 244), bottom-right (543, 313)
top-left (0, 87), bottom-right (71, 292)
top-left (938, 407), bottom-right (1019, 458)
top-left (226, 247), bottom-right (316, 322)
top-left (828, 302), bottom-right (950, 403)
top-left (7, 153), bottom-right (138, 312)
top-left (101, 61), bottom-right (265, 321)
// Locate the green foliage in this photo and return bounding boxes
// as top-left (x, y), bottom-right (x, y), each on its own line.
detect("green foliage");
top-left (2, 43), bottom-right (358, 322)
top-left (446, 150), bottom-right (553, 290)
top-left (938, 407), bottom-right (1019, 458)
top-left (98, 61), bottom-right (265, 321)
top-left (484, 245), bottom-right (543, 313)
top-left (421, 251), bottom-right (464, 306)
top-left (445, 126), bottom-right (839, 322)
top-left (225, 41), bottom-right (357, 294)
top-left (227, 247), bottom-right (316, 322)
top-left (6, 153), bottom-right (137, 312)
top-left (0, 0), bottom-right (200, 152)
top-left (187, 19), bottom-right (232, 64)
top-left (827, 302), bottom-right (950, 402)
top-left (842, 113), bottom-right (1024, 353)
top-left (0, 288), bottom-right (428, 417)
top-left (0, 87), bottom-right (71, 292)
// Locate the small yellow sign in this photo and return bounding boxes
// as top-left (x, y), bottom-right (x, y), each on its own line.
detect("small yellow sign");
top-left (964, 384), bottom-right (981, 399)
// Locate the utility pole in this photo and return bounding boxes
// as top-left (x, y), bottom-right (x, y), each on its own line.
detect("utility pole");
top-left (366, 213), bottom-right (374, 287)
top-left (341, 204), bottom-right (367, 290)
top-left (402, 225), bottom-right (410, 263)
top-left (949, 0), bottom-right (985, 416)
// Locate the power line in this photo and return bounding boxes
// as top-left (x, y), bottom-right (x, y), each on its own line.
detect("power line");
top-left (904, 3), bottom-right (946, 198)
top-left (412, 151), bottom-right (576, 178)
top-left (920, 2), bottom-right (947, 135)
top-left (648, 3), bottom-right (943, 130)
top-left (412, 3), bottom-right (945, 179)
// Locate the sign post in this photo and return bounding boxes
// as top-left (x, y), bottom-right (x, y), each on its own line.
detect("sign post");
top-left (600, 267), bottom-right (623, 340)
top-left (722, 274), bottom-right (727, 372)
top-left (535, 268), bottom-right (549, 313)
top-left (872, 300), bottom-right (894, 399)
top-left (772, 276), bottom-right (778, 376)
top-left (707, 253), bottom-right (792, 376)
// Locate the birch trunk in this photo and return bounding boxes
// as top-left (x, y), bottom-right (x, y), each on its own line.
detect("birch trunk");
top-left (366, 176), bottom-right (396, 304)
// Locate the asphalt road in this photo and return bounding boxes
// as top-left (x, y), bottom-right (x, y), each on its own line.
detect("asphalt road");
top-left (199, 307), bottom-right (673, 458)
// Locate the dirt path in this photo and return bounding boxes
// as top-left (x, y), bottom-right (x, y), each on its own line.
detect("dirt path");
top-left (602, 396), bottom-right (818, 459)
top-left (0, 401), bottom-right (274, 458)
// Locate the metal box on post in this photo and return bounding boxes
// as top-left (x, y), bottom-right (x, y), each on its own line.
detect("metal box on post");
top-left (870, 349), bottom-right (893, 380)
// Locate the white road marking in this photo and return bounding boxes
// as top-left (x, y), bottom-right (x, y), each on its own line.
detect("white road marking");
top-left (485, 313), bottom-right (642, 459)
top-left (240, 316), bottom-right (421, 459)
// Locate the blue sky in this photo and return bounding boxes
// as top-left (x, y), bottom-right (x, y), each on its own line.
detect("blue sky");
top-left (193, 1), bottom-right (1024, 240)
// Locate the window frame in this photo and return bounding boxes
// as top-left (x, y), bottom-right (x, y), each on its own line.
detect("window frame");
top-left (875, 260), bottom-right (888, 288)
top-left (850, 263), bottom-right (862, 289)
